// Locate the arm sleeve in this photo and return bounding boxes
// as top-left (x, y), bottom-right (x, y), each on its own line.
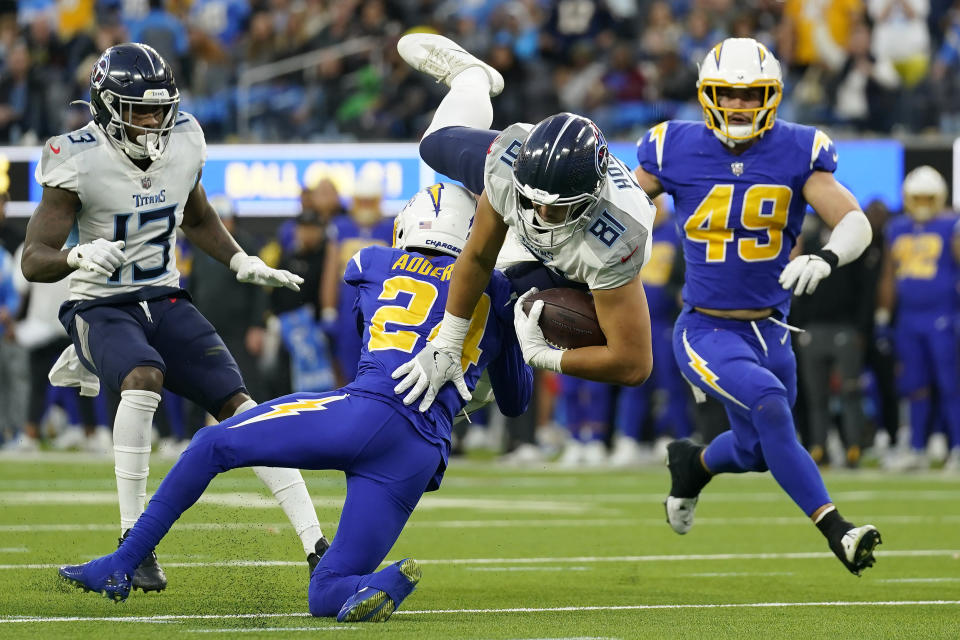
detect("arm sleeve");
top-left (488, 324), bottom-right (533, 417)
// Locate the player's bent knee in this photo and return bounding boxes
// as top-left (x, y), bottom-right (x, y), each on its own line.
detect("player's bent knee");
top-left (120, 366), bottom-right (164, 393)
top-left (182, 425), bottom-right (233, 471)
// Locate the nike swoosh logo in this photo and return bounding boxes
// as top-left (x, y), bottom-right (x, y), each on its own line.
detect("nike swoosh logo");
top-left (621, 245), bottom-right (639, 263)
top-left (50, 144), bottom-right (61, 154)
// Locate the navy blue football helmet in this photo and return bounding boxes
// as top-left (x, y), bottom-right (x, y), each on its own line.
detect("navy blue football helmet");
top-left (512, 112), bottom-right (609, 249)
top-left (89, 43), bottom-right (180, 161)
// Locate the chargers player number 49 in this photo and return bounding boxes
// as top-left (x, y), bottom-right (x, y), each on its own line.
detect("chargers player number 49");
top-left (685, 184), bottom-right (792, 263)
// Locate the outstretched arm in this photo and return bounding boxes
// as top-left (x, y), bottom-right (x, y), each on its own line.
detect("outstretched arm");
top-left (444, 191), bottom-right (508, 319)
top-left (182, 176), bottom-right (302, 291)
top-left (179, 175), bottom-right (244, 265)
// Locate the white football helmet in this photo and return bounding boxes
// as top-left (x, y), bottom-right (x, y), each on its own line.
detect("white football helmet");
top-left (902, 165), bottom-right (948, 222)
top-left (698, 38), bottom-right (782, 147)
top-left (393, 182), bottom-right (477, 257)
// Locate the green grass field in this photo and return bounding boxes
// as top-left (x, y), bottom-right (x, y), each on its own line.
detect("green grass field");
top-left (1, 454), bottom-right (958, 639)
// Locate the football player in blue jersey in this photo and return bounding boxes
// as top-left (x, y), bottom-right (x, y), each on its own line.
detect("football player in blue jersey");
top-left (21, 44), bottom-right (326, 592)
top-left (57, 182), bottom-right (534, 622)
top-left (321, 175), bottom-right (395, 384)
top-left (632, 38), bottom-right (881, 575)
top-left (391, 34), bottom-right (655, 414)
top-left (877, 166), bottom-right (960, 471)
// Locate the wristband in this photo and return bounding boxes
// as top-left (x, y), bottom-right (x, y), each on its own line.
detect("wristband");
top-left (433, 310), bottom-right (471, 350)
top-left (229, 251), bottom-right (248, 272)
top-left (813, 249), bottom-right (839, 270)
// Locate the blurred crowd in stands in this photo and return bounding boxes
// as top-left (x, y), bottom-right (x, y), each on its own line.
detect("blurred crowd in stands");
top-left (1, 0), bottom-right (960, 145)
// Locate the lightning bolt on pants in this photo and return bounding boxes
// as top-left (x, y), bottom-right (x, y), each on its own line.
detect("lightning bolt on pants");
top-left (113, 390), bottom-right (442, 616)
top-left (672, 308), bottom-right (832, 516)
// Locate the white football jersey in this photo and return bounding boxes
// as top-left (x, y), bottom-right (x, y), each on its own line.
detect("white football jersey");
top-left (35, 113), bottom-right (206, 300)
top-left (484, 123), bottom-right (654, 290)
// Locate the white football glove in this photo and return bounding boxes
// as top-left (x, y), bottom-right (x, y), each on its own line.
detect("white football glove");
top-left (513, 288), bottom-right (564, 373)
top-left (66, 238), bottom-right (125, 277)
top-left (391, 339), bottom-right (471, 411)
top-left (778, 254), bottom-right (832, 295)
top-left (230, 252), bottom-right (303, 291)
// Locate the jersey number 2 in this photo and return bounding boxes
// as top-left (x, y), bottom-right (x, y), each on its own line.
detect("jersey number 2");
top-left (368, 275), bottom-right (490, 371)
top-left (685, 184), bottom-right (792, 262)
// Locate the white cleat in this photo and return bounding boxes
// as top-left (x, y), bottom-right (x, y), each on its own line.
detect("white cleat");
top-left (397, 33), bottom-right (504, 97)
top-left (835, 524), bottom-right (882, 576)
top-left (664, 496), bottom-right (698, 534)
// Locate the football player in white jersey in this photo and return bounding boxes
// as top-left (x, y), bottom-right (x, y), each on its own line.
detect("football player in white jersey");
top-left (391, 34), bottom-right (656, 411)
top-left (20, 43), bottom-right (330, 593)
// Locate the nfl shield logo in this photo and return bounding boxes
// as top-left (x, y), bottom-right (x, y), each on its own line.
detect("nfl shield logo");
top-left (141, 177), bottom-right (152, 190)
top-left (731, 162), bottom-right (744, 176)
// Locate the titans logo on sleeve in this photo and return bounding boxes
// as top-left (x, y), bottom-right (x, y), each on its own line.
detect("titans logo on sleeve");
top-left (637, 120), bottom-right (838, 316)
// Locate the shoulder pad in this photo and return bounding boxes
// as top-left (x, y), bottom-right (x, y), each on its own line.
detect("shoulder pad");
top-left (638, 121), bottom-right (670, 173)
top-left (173, 111), bottom-right (202, 132)
top-left (809, 129), bottom-right (837, 172)
top-left (36, 126), bottom-right (102, 189)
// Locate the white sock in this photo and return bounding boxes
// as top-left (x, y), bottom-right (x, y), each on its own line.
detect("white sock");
top-left (235, 399), bottom-right (324, 555)
top-left (424, 67), bottom-right (493, 138)
top-left (114, 389), bottom-right (161, 532)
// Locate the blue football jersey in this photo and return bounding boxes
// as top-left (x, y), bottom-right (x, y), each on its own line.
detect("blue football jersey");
top-left (636, 120), bottom-right (838, 315)
top-left (886, 213), bottom-right (960, 317)
top-left (329, 215), bottom-right (395, 313)
top-left (342, 245), bottom-right (530, 452)
top-left (640, 220), bottom-right (680, 319)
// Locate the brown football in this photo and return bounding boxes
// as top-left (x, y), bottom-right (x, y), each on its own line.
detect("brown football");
top-left (520, 288), bottom-right (606, 349)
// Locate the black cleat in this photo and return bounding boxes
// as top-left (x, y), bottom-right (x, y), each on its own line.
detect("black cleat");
top-left (664, 439), bottom-right (710, 534)
top-left (831, 525), bottom-right (882, 576)
top-left (120, 530), bottom-right (167, 592)
top-left (307, 536), bottom-right (331, 575)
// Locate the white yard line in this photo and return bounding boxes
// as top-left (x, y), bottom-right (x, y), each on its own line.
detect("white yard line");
top-left (2, 601), bottom-right (959, 624)
top-left (3, 548), bottom-right (958, 571)
top-left (3, 514), bottom-right (960, 534)
top-left (185, 627), bottom-right (358, 633)
top-left (879, 577), bottom-right (960, 583)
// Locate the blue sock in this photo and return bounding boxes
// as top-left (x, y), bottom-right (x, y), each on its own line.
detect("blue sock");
top-left (753, 393), bottom-right (831, 516)
top-left (909, 393), bottom-right (931, 451)
top-left (615, 387), bottom-right (647, 440)
top-left (703, 430), bottom-right (766, 473)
